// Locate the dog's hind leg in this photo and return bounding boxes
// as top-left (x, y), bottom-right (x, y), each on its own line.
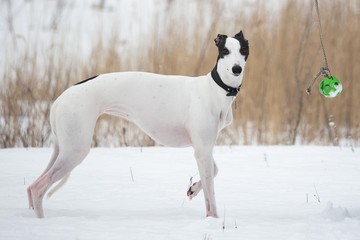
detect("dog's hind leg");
top-left (187, 162), bottom-right (218, 200)
top-left (28, 147), bottom-right (90, 218)
top-left (46, 173), bottom-right (70, 199)
top-left (27, 139), bottom-right (59, 209)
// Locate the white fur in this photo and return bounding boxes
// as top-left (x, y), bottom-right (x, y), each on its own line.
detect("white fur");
top-left (27, 36), bottom-right (247, 218)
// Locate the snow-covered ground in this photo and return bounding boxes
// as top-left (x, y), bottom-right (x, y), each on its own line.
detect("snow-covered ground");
top-left (0, 146), bottom-right (359, 240)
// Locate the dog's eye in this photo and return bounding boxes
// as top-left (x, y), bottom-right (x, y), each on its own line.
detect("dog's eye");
top-left (221, 48), bottom-right (230, 55)
top-left (240, 47), bottom-right (249, 56)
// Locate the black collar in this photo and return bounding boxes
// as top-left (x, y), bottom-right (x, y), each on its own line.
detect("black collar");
top-left (211, 67), bottom-right (241, 97)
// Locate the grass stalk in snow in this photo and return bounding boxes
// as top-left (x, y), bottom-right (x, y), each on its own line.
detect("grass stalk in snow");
top-left (313, 184), bottom-right (321, 203)
top-left (222, 207), bottom-right (226, 232)
top-left (130, 167), bottom-right (134, 182)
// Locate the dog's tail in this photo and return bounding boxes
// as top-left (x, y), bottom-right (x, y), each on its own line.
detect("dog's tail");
top-left (46, 174), bottom-right (70, 199)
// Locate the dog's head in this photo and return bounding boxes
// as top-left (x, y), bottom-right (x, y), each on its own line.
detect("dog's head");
top-left (214, 31), bottom-right (249, 87)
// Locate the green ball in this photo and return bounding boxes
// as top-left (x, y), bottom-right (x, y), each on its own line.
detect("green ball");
top-left (319, 76), bottom-right (342, 98)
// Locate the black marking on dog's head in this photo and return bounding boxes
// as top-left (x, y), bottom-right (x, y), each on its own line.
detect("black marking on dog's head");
top-left (234, 30), bottom-right (249, 61)
top-left (214, 34), bottom-right (229, 59)
top-left (74, 75), bottom-right (99, 86)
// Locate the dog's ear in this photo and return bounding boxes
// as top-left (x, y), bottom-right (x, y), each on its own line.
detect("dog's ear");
top-left (234, 31), bottom-right (249, 44)
top-left (234, 30), bottom-right (244, 40)
top-left (234, 30), bottom-right (249, 46)
top-left (234, 30), bottom-right (249, 60)
top-left (214, 34), bottom-right (227, 47)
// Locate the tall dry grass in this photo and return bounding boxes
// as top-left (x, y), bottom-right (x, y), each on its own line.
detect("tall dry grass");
top-left (236, 0), bottom-right (360, 145)
top-left (1, 0), bottom-right (359, 148)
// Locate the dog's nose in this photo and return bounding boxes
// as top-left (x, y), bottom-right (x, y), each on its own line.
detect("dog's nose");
top-left (232, 65), bottom-right (242, 75)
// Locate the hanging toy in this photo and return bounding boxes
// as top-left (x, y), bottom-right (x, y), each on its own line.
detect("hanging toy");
top-left (319, 76), bottom-right (342, 98)
top-left (306, 0), bottom-right (343, 98)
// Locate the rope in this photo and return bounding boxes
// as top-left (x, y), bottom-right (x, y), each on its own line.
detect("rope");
top-left (306, 0), bottom-right (332, 95)
top-left (314, 0), bottom-right (330, 71)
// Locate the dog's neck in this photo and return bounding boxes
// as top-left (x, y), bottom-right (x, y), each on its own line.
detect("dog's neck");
top-left (211, 66), bottom-right (241, 97)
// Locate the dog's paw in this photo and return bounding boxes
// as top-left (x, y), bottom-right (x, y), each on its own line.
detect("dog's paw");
top-left (187, 182), bottom-right (202, 200)
top-left (187, 187), bottom-right (195, 198)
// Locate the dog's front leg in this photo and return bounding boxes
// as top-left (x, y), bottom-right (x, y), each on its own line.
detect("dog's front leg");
top-left (193, 148), bottom-right (218, 218)
top-left (187, 97), bottom-right (220, 217)
top-left (187, 162), bottom-right (218, 199)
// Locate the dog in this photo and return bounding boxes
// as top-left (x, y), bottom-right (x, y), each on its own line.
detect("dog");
top-left (27, 30), bottom-right (249, 218)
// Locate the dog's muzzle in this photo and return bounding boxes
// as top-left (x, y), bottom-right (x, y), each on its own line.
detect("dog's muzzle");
top-left (232, 65), bottom-right (242, 76)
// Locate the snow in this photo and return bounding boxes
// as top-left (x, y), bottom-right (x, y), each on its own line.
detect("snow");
top-left (0, 146), bottom-right (360, 240)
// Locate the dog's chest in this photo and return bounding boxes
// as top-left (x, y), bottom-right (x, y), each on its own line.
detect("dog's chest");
top-left (219, 106), bottom-right (233, 129)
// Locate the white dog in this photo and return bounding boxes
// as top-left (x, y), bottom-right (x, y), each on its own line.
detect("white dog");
top-left (27, 31), bottom-right (249, 218)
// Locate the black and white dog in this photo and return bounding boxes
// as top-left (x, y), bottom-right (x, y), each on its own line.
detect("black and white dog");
top-left (27, 31), bottom-right (249, 218)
